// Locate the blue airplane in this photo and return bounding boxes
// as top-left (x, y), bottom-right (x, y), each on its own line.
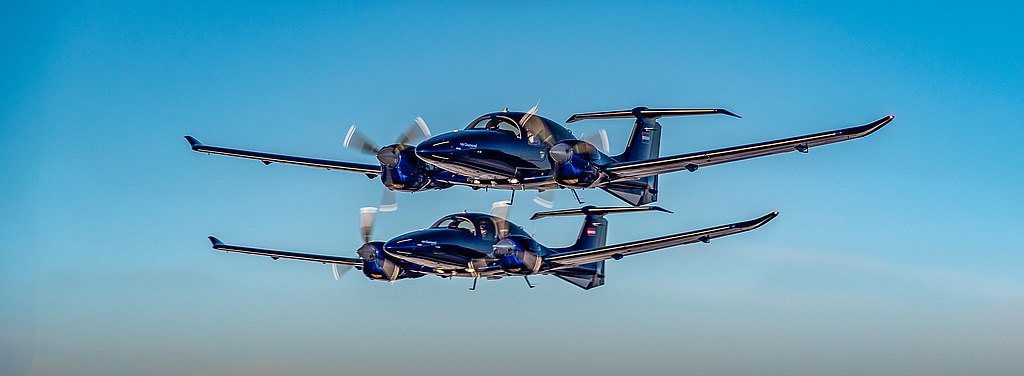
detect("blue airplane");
top-left (185, 105), bottom-right (893, 207)
top-left (206, 205), bottom-right (778, 290)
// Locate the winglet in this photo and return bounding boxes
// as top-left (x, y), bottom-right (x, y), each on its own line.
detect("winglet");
top-left (836, 115), bottom-right (894, 139)
top-left (208, 236), bottom-right (224, 248)
top-left (740, 211), bottom-right (779, 230)
top-left (184, 135), bottom-right (203, 149)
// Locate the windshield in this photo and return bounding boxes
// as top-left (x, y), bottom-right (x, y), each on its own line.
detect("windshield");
top-left (432, 216), bottom-right (477, 236)
top-left (468, 116), bottom-right (521, 138)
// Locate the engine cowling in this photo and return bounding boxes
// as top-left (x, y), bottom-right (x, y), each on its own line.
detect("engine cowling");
top-left (549, 141), bottom-right (604, 187)
top-left (357, 242), bottom-right (403, 281)
top-left (492, 235), bottom-right (543, 275)
top-left (377, 145), bottom-right (431, 192)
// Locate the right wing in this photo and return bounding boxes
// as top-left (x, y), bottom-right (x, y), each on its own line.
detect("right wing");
top-left (543, 211), bottom-right (778, 268)
top-left (185, 136), bottom-right (381, 176)
top-left (603, 115), bottom-right (893, 181)
top-left (208, 236), bottom-right (363, 265)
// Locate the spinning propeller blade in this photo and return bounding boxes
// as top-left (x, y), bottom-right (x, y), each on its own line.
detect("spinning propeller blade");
top-left (379, 189), bottom-right (398, 212)
top-left (489, 200), bottom-right (513, 238)
top-left (580, 128), bottom-right (611, 154)
top-left (519, 99), bottom-right (541, 127)
top-left (359, 206), bottom-right (378, 245)
top-left (533, 190), bottom-right (557, 208)
top-left (396, 116), bottom-right (432, 147)
top-left (332, 264), bottom-right (354, 280)
top-left (343, 125), bottom-right (380, 155)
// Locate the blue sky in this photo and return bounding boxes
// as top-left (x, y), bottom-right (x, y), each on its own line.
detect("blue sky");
top-left (2, 1), bottom-right (1022, 375)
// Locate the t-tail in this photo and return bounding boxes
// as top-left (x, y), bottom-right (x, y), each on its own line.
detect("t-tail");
top-left (567, 107), bottom-right (740, 206)
top-left (530, 205), bottom-right (672, 289)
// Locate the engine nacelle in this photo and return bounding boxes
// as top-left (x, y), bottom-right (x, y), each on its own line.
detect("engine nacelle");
top-left (549, 141), bottom-right (604, 187)
top-left (378, 146), bottom-right (431, 192)
top-left (493, 235), bottom-right (543, 275)
top-left (357, 242), bottom-right (403, 281)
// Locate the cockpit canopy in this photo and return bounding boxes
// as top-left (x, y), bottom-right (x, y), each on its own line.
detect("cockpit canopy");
top-left (430, 213), bottom-right (529, 240)
top-left (465, 112), bottom-right (574, 146)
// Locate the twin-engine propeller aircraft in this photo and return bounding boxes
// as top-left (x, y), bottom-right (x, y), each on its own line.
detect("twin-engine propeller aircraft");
top-left (206, 204), bottom-right (778, 290)
top-left (185, 105), bottom-right (893, 207)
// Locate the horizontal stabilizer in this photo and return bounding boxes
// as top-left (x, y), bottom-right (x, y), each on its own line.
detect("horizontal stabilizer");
top-left (531, 205), bottom-right (670, 220)
top-left (566, 107), bottom-right (740, 123)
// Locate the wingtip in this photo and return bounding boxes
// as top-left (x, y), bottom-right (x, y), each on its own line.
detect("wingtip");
top-left (184, 135), bottom-right (203, 149)
top-left (649, 206), bottom-right (673, 214)
top-left (720, 109), bottom-right (742, 119)
top-left (740, 211), bottom-right (779, 230)
top-left (565, 115), bottom-right (578, 123)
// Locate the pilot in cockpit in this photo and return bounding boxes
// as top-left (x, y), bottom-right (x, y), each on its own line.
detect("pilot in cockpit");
top-left (485, 118), bottom-right (500, 131)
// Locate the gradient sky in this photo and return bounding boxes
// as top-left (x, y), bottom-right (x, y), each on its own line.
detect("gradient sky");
top-left (2, 1), bottom-right (1022, 375)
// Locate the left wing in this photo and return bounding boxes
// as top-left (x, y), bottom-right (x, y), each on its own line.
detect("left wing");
top-left (208, 236), bottom-right (363, 265)
top-left (603, 115), bottom-right (893, 181)
top-left (185, 136), bottom-right (381, 176)
top-left (543, 211), bottom-right (777, 268)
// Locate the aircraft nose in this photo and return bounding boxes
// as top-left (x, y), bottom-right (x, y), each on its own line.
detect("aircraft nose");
top-left (382, 237), bottom-right (419, 256)
top-left (415, 134), bottom-right (452, 162)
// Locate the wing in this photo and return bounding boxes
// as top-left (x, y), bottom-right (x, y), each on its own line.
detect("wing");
top-left (603, 115), bottom-right (893, 181)
top-left (208, 236), bottom-right (362, 265)
top-left (185, 136), bottom-right (381, 176)
top-left (543, 212), bottom-right (778, 268)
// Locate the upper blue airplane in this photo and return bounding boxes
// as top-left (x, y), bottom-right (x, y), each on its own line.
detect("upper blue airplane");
top-left (185, 105), bottom-right (893, 207)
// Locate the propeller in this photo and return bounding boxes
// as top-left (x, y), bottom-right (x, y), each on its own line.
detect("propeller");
top-left (332, 264), bottom-right (353, 280)
top-left (358, 206), bottom-right (378, 245)
top-left (533, 190), bottom-right (557, 208)
top-left (343, 117), bottom-right (433, 211)
top-left (531, 129), bottom-right (607, 208)
top-left (379, 189), bottom-right (398, 212)
top-left (519, 99), bottom-right (541, 128)
top-left (330, 205), bottom-right (380, 282)
top-left (580, 129), bottom-right (611, 154)
top-left (489, 200), bottom-right (513, 238)
top-left (344, 116), bottom-right (433, 157)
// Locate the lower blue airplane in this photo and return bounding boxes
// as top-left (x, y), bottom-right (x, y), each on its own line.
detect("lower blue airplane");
top-left (207, 205), bottom-right (778, 290)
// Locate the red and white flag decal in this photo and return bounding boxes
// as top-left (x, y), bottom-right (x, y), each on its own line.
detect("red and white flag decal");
top-left (586, 227), bottom-right (597, 237)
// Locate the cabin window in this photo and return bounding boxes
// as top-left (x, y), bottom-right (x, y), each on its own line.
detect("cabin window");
top-left (434, 217), bottom-right (477, 235)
